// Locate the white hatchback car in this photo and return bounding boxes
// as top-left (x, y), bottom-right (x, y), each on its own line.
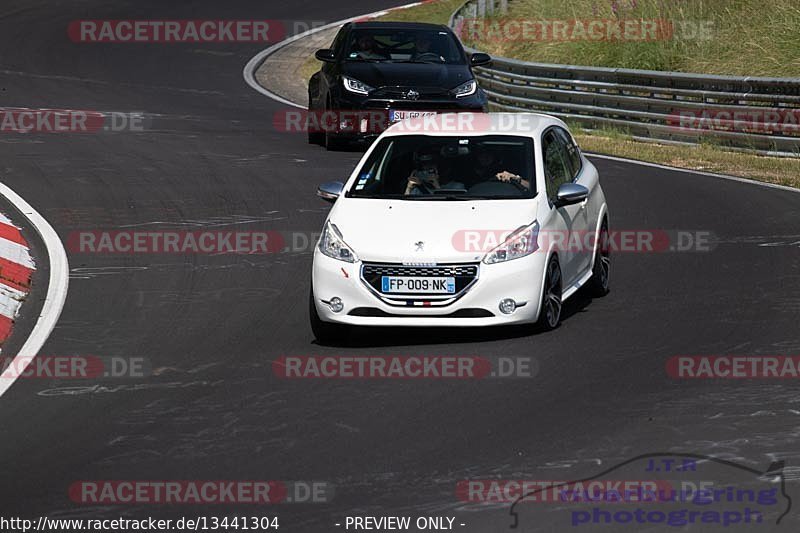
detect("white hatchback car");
top-left (310, 113), bottom-right (609, 342)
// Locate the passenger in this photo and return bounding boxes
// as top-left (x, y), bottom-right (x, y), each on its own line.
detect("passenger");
top-left (405, 148), bottom-right (465, 195)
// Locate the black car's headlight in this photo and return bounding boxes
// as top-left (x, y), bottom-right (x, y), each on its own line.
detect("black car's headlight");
top-left (343, 76), bottom-right (374, 95)
top-left (452, 79), bottom-right (477, 98)
top-left (319, 222), bottom-right (358, 263)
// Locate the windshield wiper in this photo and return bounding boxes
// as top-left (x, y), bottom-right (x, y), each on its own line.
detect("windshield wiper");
top-left (403, 194), bottom-right (474, 201)
top-left (349, 194), bottom-right (406, 199)
top-left (385, 59), bottom-right (444, 64)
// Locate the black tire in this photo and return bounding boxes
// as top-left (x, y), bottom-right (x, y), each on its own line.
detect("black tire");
top-left (536, 255), bottom-right (563, 331)
top-left (308, 126), bottom-right (324, 145)
top-left (324, 129), bottom-right (344, 151)
top-left (323, 97), bottom-right (344, 151)
top-left (309, 288), bottom-right (348, 343)
top-left (307, 96), bottom-right (324, 145)
top-left (308, 130), bottom-right (324, 145)
top-left (587, 219), bottom-right (610, 297)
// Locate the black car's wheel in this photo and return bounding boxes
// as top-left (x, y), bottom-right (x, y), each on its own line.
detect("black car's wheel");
top-left (307, 114), bottom-right (324, 146)
top-left (307, 93), bottom-right (324, 145)
top-left (587, 219), bottom-right (610, 297)
top-left (309, 287), bottom-right (348, 343)
top-left (324, 128), bottom-right (344, 151)
top-left (536, 255), bottom-right (563, 331)
top-left (323, 97), bottom-right (344, 151)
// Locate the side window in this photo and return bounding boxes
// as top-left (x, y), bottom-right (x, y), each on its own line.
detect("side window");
top-left (542, 130), bottom-right (572, 202)
top-left (554, 127), bottom-right (582, 180)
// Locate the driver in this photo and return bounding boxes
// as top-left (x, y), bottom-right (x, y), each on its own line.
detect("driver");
top-left (353, 34), bottom-right (388, 60)
top-left (411, 34), bottom-right (437, 60)
top-left (473, 145), bottom-right (531, 190)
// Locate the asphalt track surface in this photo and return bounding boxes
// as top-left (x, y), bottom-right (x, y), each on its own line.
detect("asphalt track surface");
top-left (0, 1), bottom-right (799, 532)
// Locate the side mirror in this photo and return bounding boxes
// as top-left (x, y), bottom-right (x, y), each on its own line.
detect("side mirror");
top-left (317, 181), bottom-right (344, 203)
top-left (315, 49), bottom-right (336, 62)
top-left (470, 53), bottom-right (492, 67)
top-left (554, 183), bottom-right (588, 208)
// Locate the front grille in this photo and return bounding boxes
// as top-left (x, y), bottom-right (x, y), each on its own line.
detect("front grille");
top-left (360, 262), bottom-right (479, 302)
top-left (362, 264), bottom-right (478, 277)
top-left (371, 86), bottom-right (450, 99)
top-left (365, 100), bottom-right (464, 111)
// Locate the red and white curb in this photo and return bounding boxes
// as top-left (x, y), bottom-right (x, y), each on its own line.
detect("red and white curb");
top-left (0, 212), bottom-right (35, 342)
top-left (0, 182), bottom-right (69, 398)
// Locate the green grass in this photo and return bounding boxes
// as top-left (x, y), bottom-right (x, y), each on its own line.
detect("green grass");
top-left (458, 0), bottom-right (800, 76)
top-left (569, 124), bottom-right (800, 189)
top-left (377, 0), bottom-right (465, 24)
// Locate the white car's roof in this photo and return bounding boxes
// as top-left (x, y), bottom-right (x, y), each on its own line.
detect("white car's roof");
top-left (382, 112), bottom-right (567, 138)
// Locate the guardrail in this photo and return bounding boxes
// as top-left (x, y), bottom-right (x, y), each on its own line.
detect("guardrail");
top-left (449, 0), bottom-right (800, 157)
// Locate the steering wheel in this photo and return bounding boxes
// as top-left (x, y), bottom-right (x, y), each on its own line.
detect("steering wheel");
top-left (492, 173), bottom-right (528, 193)
top-left (356, 50), bottom-right (389, 60)
top-left (414, 52), bottom-right (444, 63)
top-left (506, 177), bottom-right (529, 193)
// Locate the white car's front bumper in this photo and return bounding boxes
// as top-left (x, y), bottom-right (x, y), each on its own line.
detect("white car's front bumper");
top-left (311, 249), bottom-right (548, 327)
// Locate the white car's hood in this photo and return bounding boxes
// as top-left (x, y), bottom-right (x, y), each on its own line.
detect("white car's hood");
top-left (329, 198), bottom-right (537, 263)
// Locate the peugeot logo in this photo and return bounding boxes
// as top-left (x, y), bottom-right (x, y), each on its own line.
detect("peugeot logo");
top-left (414, 241), bottom-right (424, 252)
top-left (405, 89), bottom-right (420, 100)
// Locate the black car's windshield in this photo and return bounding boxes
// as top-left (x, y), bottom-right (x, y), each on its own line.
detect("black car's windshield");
top-left (345, 28), bottom-right (465, 64)
top-left (347, 135), bottom-right (537, 200)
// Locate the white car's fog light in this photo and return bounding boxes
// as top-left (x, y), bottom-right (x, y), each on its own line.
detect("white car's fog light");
top-left (328, 297), bottom-right (344, 313)
top-left (499, 298), bottom-right (517, 314)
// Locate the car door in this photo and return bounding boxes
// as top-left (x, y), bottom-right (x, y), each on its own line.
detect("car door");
top-left (553, 126), bottom-right (594, 275)
top-left (541, 128), bottom-right (582, 285)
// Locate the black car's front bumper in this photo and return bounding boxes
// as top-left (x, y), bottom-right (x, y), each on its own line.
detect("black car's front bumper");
top-left (326, 88), bottom-right (489, 142)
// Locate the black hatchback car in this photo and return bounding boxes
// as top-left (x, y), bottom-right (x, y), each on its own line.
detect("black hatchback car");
top-left (308, 21), bottom-right (491, 150)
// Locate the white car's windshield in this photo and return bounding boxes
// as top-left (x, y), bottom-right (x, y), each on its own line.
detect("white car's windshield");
top-left (347, 135), bottom-right (536, 200)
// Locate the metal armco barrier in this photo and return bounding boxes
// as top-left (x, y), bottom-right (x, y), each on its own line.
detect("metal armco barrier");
top-left (450, 0), bottom-right (800, 157)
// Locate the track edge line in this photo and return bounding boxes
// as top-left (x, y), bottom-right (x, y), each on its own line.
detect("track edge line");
top-left (0, 182), bottom-right (69, 398)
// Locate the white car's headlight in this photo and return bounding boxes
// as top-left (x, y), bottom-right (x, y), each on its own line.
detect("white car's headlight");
top-left (483, 222), bottom-right (539, 264)
top-left (319, 222), bottom-right (358, 263)
top-left (452, 79), bottom-right (477, 98)
top-left (343, 76), bottom-right (374, 95)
